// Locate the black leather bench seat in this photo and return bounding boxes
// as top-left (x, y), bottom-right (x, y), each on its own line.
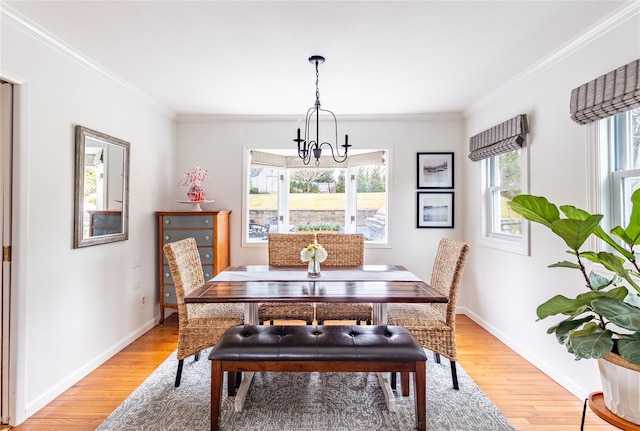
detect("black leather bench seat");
top-left (209, 324), bottom-right (427, 362)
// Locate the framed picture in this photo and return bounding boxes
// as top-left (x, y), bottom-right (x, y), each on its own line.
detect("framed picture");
top-left (417, 192), bottom-right (454, 228)
top-left (417, 152), bottom-right (454, 189)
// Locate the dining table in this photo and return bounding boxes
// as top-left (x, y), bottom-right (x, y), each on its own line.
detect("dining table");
top-left (185, 264), bottom-right (448, 412)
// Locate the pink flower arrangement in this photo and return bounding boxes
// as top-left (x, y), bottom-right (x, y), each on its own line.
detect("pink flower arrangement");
top-left (178, 165), bottom-right (208, 188)
top-left (178, 166), bottom-right (208, 201)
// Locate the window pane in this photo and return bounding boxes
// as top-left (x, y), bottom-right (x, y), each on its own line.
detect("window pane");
top-left (356, 166), bottom-right (387, 241)
top-left (492, 188), bottom-right (522, 236)
top-left (622, 175), bottom-right (640, 226)
top-left (289, 169), bottom-right (345, 233)
top-left (248, 167), bottom-right (279, 241)
top-left (493, 150), bottom-right (521, 187)
top-left (631, 108), bottom-right (640, 169)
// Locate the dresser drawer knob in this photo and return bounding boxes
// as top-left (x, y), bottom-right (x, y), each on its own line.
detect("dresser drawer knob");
top-left (165, 273), bottom-right (170, 278)
top-left (164, 219), bottom-right (170, 225)
top-left (204, 253), bottom-right (210, 258)
top-left (165, 293), bottom-right (170, 297)
top-left (204, 272), bottom-right (211, 278)
top-left (164, 235), bottom-right (170, 241)
top-left (204, 235), bottom-right (210, 241)
top-left (204, 219), bottom-right (210, 224)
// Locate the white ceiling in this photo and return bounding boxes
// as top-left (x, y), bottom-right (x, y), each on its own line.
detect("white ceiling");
top-left (3, 0), bottom-right (634, 116)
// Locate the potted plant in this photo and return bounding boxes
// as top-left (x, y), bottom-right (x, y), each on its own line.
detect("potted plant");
top-left (509, 191), bottom-right (640, 424)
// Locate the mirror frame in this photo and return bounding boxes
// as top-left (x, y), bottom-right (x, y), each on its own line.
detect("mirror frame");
top-left (73, 125), bottom-right (130, 248)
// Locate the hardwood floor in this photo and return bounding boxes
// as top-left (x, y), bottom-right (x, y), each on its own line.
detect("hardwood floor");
top-left (9, 314), bottom-right (617, 430)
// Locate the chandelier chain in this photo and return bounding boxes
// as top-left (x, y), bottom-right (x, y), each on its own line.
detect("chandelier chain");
top-left (315, 61), bottom-right (320, 103)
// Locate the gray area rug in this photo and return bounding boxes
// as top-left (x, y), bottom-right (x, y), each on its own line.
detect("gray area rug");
top-left (96, 350), bottom-right (515, 431)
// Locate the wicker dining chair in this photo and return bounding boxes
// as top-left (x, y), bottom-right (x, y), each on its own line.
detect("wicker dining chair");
top-left (257, 233), bottom-right (317, 324)
top-left (163, 237), bottom-right (244, 387)
top-left (387, 237), bottom-right (470, 390)
top-left (314, 233), bottom-right (373, 325)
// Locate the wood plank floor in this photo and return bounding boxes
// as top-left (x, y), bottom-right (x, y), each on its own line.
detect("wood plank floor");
top-left (9, 314), bottom-right (617, 430)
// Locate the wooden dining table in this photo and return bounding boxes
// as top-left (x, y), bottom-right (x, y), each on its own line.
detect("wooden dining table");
top-left (185, 264), bottom-right (448, 412)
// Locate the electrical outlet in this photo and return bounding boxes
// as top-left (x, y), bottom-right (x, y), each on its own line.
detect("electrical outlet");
top-left (140, 295), bottom-right (147, 308)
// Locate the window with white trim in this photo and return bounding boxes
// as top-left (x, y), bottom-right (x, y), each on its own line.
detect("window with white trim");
top-left (606, 108), bottom-right (640, 229)
top-left (244, 149), bottom-right (389, 245)
top-left (480, 145), bottom-right (529, 254)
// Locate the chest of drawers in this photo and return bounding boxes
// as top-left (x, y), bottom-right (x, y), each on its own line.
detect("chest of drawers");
top-left (155, 211), bottom-right (230, 323)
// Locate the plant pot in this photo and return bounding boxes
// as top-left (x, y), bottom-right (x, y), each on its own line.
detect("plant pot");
top-left (598, 352), bottom-right (640, 425)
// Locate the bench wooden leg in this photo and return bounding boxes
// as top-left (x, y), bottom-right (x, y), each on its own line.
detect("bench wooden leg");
top-left (401, 372), bottom-right (410, 397)
top-left (211, 361), bottom-right (223, 431)
top-left (228, 372), bottom-right (237, 396)
top-left (414, 361), bottom-right (426, 431)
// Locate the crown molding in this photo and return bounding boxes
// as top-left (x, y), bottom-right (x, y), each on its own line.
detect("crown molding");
top-left (176, 112), bottom-right (463, 123)
top-left (464, 1), bottom-right (640, 116)
top-left (1, 4), bottom-right (176, 119)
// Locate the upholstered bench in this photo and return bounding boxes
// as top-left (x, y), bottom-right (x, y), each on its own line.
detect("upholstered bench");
top-left (208, 324), bottom-right (427, 431)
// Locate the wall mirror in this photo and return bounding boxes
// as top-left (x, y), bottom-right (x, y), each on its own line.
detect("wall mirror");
top-left (74, 125), bottom-right (130, 248)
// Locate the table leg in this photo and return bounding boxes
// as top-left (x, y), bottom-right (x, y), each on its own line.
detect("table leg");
top-left (373, 303), bottom-right (387, 326)
top-left (234, 372), bottom-right (255, 412)
top-left (234, 303), bottom-right (259, 412)
top-left (373, 303), bottom-right (396, 411)
top-left (245, 303), bottom-right (258, 325)
top-left (376, 372), bottom-right (397, 412)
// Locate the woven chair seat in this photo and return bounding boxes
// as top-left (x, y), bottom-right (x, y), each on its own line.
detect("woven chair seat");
top-left (258, 302), bottom-right (315, 323)
top-left (387, 303), bottom-right (447, 328)
top-left (387, 303), bottom-right (452, 358)
top-left (315, 302), bottom-right (372, 323)
top-left (177, 314), bottom-right (244, 360)
top-left (188, 303), bottom-right (244, 320)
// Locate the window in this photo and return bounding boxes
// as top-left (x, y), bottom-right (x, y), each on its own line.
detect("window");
top-left (244, 149), bottom-right (388, 245)
top-left (606, 108), bottom-right (640, 229)
top-left (480, 145), bottom-right (529, 254)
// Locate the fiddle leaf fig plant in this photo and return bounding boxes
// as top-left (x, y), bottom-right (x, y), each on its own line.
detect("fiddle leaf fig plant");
top-left (508, 191), bottom-right (640, 366)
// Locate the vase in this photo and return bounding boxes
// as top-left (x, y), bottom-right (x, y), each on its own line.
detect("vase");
top-left (308, 259), bottom-right (321, 278)
top-left (187, 185), bottom-right (206, 202)
top-left (598, 352), bottom-right (640, 425)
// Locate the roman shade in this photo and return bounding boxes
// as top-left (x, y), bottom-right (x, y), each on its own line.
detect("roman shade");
top-left (468, 114), bottom-right (528, 162)
top-left (250, 150), bottom-right (386, 168)
top-left (569, 58), bottom-right (640, 125)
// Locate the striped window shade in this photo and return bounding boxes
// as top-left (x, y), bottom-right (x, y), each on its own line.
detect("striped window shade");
top-left (250, 150), bottom-right (386, 168)
top-left (468, 114), bottom-right (528, 162)
top-left (570, 58), bottom-right (640, 125)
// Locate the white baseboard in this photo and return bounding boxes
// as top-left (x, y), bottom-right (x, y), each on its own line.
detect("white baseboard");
top-left (457, 307), bottom-right (597, 400)
top-left (23, 316), bottom-right (159, 419)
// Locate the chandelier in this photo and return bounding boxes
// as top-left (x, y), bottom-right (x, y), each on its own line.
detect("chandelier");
top-left (294, 55), bottom-right (351, 166)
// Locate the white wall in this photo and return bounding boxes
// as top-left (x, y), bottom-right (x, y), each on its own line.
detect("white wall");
top-left (1, 14), bottom-right (176, 424)
top-left (175, 115), bottom-right (466, 281)
top-left (462, 15), bottom-right (640, 399)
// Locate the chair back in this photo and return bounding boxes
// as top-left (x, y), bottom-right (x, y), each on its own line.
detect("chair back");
top-left (316, 233), bottom-right (364, 266)
top-left (163, 237), bottom-right (204, 326)
top-left (430, 237), bottom-right (470, 325)
top-left (268, 233), bottom-right (316, 266)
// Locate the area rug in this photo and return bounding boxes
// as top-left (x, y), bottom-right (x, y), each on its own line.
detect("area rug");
top-left (96, 350), bottom-right (515, 431)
